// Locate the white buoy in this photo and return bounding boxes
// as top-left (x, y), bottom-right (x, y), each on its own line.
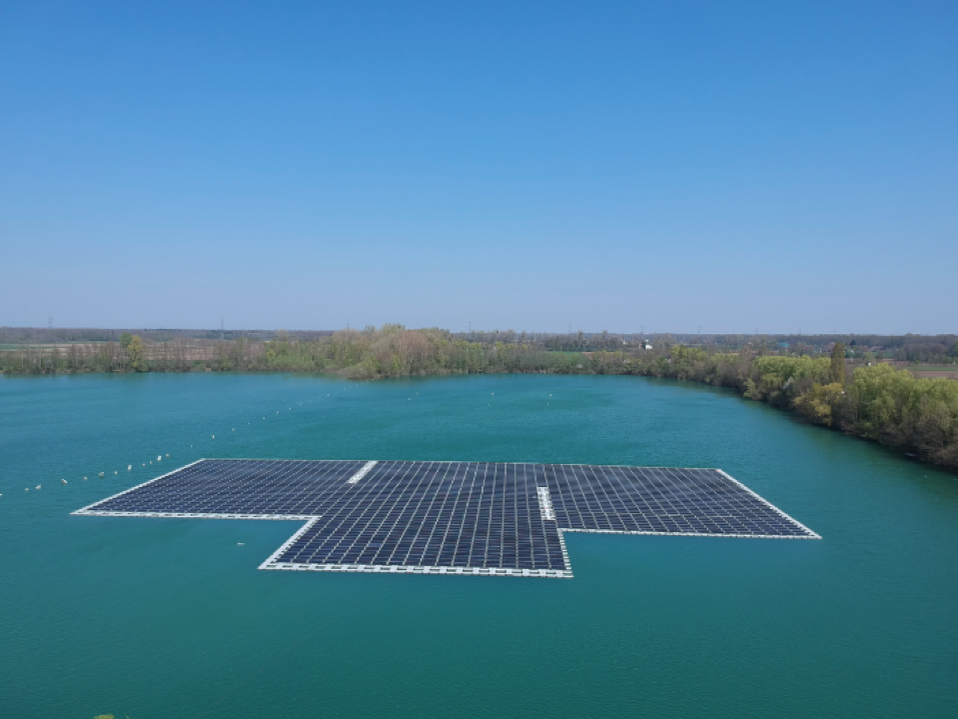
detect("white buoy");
top-left (62, 479), bottom-right (67, 484)
top-left (157, 456), bottom-right (161, 461)
top-left (128, 465), bottom-right (132, 471)
top-left (83, 477), bottom-right (87, 481)
top-left (25, 488), bottom-right (29, 492)
top-left (36, 485), bottom-right (41, 489)
top-left (99, 472), bottom-right (105, 477)
top-left (114, 471), bottom-right (117, 475)
top-left (166, 454), bottom-right (169, 457)
top-left (238, 542), bottom-right (245, 546)
top-left (211, 435), bottom-right (215, 439)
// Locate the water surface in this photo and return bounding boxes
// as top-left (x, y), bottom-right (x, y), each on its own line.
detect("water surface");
top-left (1, 373), bottom-right (956, 718)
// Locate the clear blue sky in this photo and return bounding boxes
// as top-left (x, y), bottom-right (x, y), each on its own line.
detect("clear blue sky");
top-left (1, 1), bottom-right (955, 334)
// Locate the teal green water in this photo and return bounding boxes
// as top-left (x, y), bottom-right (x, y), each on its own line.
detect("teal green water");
top-left (2, 373), bottom-right (956, 718)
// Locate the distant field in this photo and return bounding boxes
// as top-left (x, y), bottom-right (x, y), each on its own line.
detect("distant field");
top-left (909, 367), bottom-right (958, 380)
top-left (0, 342), bottom-right (106, 349)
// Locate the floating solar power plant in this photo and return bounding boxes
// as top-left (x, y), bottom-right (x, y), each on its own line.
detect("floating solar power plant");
top-left (73, 459), bottom-right (819, 579)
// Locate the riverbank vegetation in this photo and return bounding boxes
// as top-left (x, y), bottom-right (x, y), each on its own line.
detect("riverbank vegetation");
top-left (3, 325), bottom-right (957, 470)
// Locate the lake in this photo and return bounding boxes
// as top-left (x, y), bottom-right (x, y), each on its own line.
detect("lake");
top-left (2, 372), bottom-right (956, 718)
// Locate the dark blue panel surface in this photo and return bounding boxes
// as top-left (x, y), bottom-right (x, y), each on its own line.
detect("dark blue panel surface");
top-left (546, 465), bottom-right (808, 537)
top-left (273, 461), bottom-right (566, 571)
top-left (85, 459), bottom-right (366, 515)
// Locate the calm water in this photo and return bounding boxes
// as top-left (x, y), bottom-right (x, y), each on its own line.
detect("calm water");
top-left (1, 373), bottom-right (956, 718)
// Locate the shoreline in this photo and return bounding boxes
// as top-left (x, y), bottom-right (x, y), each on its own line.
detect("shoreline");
top-left (5, 364), bottom-right (956, 475)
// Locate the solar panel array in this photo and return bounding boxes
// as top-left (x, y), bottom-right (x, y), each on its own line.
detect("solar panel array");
top-left (266, 461), bottom-right (569, 577)
top-left (544, 464), bottom-right (808, 537)
top-left (77, 459), bottom-right (368, 519)
top-left (74, 459), bottom-right (819, 578)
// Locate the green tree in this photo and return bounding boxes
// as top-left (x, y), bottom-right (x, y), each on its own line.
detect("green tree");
top-left (793, 382), bottom-right (844, 426)
top-left (127, 335), bottom-right (144, 371)
top-left (830, 342), bottom-right (846, 386)
top-left (119, 332), bottom-right (133, 348)
top-left (948, 341), bottom-right (958, 359)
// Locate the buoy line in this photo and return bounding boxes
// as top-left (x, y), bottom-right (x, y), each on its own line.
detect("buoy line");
top-left (6, 382), bottom-right (359, 503)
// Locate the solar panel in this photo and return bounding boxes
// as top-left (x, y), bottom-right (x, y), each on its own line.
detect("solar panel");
top-left (73, 459), bottom-right (819, 578)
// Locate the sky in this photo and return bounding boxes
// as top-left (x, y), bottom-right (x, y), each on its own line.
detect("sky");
top-left (1, 1), bottom-right (955, 335)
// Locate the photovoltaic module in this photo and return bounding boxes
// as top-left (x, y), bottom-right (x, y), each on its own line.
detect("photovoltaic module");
top-left (73, 459), bottom-right (820, 578)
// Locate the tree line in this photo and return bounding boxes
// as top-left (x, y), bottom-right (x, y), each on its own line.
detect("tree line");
top-left (2, 326), bottom-right (956, 470)
top-left (4, 324), bottom-right (956, 361)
